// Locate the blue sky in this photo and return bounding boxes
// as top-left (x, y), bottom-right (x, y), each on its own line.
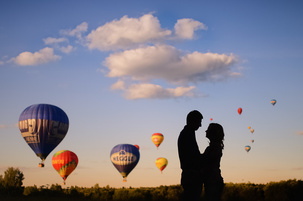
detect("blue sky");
top-left (1, 0), bottom-right (303, 188)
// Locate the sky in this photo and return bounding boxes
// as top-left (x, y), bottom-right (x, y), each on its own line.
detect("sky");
top-left (0, 0), bottom-right (303, 188)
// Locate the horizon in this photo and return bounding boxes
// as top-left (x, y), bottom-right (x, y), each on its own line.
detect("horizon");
top-left (1, 0), bottom-right (303, 188)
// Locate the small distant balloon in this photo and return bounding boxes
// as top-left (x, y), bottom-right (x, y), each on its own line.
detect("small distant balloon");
top-left (155, 157), bottom-right (168, 173)
top-left (238, 108), bottom-right (242, 115)
top-left (270, 99), bottom-right (277, 106)
top-left (210, 118), bottom-right (213, 121)
top-left (250, 128), bottom-right (254, 134)
top-left (245, 145), bottom-right (251, 152)
top-left (151, 133), bottom-right (164, 149)
top-left (248, 126), bottom-right (251, 129)
top-left (251, 139), bottom-right (254, 143)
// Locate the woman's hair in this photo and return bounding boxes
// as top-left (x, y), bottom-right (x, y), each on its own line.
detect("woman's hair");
top-left (207, 123), bottom-right (225, 149)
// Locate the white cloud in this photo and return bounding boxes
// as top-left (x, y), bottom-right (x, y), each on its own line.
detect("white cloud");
top-left (60, 45), bottom-right (75, 54)
top-left (174, 18), bottom-right (207, 39)
top-left (86, 14), bottom-right (172, 51)
top-left (297, 131), bottom-right (303, 135)
top-left (61, 22), bottom-right (88, 40)
top-left (0, 123), bottom-right (18, 129)
top-left (104, 44), bottom-right (239, 84)
top-left (111, 80), bottom-right (125, 90)
top-left (43, 37), bottom-right (67, 45)
top-left (13, 47), bottom-right (61, 66)
top-left (123, 83), bottom-right (196, 100)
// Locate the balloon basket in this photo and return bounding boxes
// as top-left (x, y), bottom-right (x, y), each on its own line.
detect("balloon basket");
top-left (123, 178), bottom-right (127, 182)
top-left (39, 163), bottom-right (44, 168)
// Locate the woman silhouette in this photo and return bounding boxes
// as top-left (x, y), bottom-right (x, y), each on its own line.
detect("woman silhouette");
top-left (203, 123), bottom-right (224, 201)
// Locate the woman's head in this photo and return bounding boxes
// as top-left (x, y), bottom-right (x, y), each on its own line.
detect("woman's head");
top-left (206, 123), bottom-right (224, 148)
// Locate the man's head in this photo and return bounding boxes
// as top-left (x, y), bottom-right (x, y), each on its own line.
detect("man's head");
top-left (186, 110), bottom-right (203, 130)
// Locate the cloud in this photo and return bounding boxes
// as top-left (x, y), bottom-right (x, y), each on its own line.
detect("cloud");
top-left (86, 14), bottom-right (172, 51)
top-left (0, 123), bottom-right (18, 129)
top-left (104, 44), bottom-right (239, 84)
top-left (296, 131), bottom-right (303, 135)
top-left (174, 18), bottom-right (207, 39)
top-left (43, 37), bottom-right (67, 45)
top-left (122, 83), bottom-right (196, 100)
top-left (13, 47), bottom-right (61, 66)
top-left (111, 80), bottom-right (125, 90)
top-left (60, 22), bottom-right (88, 40)
top-left (103, 44), bottom-right (239, 99)
top-left (60, 45), bottom-right (75, 54)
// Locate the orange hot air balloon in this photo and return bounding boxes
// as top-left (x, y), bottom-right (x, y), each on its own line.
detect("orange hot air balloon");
top-left (52, 150), bottom-right (78, 185)
top-left (151, 133), bottom-right (164, 149)
top-left (248, 126), bottom-right (251, 129)
top-left (155, 157), bottom-right (168, 173)
top-left (238, 108), bottom-right (242, 115)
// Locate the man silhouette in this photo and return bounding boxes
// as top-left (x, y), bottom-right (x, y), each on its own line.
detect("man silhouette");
top-left (178, 110), bottom-right (204, 201)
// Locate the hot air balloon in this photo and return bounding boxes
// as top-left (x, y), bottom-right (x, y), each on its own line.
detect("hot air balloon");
top-left (155, 157), bottom-right (168, 173)
top-left (210, 118), bottom-right (213, 121)
top-left (238, 108), bottom-right (242, 115)
top-left (151, 133), bottom-right (164, 149)
top-left (270, 99), bottom-right (276, 106)
top-left (245, 145), bottom-right (251, 152)
top-left (250, 128), bottom-right (254, 134)
top-left (110, 144), bottom-right (140, 182)
top-left (52, 150), bottom-right (78, 185)
top-left (18, 104), bottom-right (69, 167)
top-left (251, 139), bottom-right (254, 143)
top-left (248, 126), bottom-right (251, 129)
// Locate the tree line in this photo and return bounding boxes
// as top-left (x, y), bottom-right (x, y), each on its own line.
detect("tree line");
top-left (1, 167), bottom-right (303, 201)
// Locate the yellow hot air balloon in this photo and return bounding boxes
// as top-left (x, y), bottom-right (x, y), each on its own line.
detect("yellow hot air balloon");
top-left (155, 157), bottom-right (168, 173)
top-left (151, 133), bottom-right (164, 149)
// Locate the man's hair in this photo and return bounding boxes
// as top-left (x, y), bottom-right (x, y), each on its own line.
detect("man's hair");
top-left (186, 110), bottom-right (203, 125)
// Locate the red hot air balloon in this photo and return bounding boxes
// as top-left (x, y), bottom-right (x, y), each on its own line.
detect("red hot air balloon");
top-left (238, 108), bottom-right (242, 115)
top-left (52, 150), bottom-right (78, 185)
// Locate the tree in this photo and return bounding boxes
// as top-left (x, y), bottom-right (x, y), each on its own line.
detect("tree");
top-left (2, 167), bottom-right (24, 188)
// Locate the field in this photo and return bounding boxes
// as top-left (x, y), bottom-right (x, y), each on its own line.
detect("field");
top-left (0, 180), bottom-right (303, 201)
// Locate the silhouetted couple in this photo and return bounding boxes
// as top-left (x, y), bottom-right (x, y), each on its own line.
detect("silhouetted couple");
top-left (178, 110), bottom-right (224, 201)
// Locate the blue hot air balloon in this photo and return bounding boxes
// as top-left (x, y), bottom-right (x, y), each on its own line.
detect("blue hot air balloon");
top-left (110, 144), bottom-right (140, 182)
top-left (18, 104), bottom-right (69, 167)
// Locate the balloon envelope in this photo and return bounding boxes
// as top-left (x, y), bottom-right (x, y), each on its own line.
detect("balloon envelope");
top-left (52, 150), bottom-right (78, 184)
top-left (270, 99), bottom-right (277, 106)
top-left (238, 108), bottom-right (242, 115)
top-left (245, 145), bottom-right (251, 152)
top-left (155, 157), bottom-right (168, 173)
top-left (250, 129), bottom-right (254, 134)
top-left (110, 144), bottom-right (140, 182)
top-left (19, 104), bottom-right (69, 163)
top-left (151, 133), bottom-right (164, 149)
